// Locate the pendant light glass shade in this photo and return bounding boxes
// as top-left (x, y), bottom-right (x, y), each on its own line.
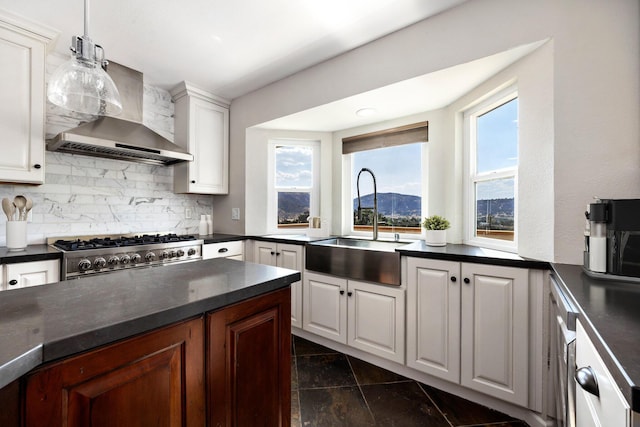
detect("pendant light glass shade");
top-left (47, 0), bottom-right (122, 116)
top-left (48, 54), bottom-right (122, 116)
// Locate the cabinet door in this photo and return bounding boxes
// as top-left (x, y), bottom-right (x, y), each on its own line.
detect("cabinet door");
top-left (276, 244), bottom-right (304, 327)
top-left (303, 271), bottom-right (347, 343)
top-left (291, 280), bottom-right (303, 328)
top-left (347, 279), bottom-right (405, 363)
top-left (406, 258), bottom-right (461, 382)
top-left (276, 243), bottom-right (302, 271)
top-left (4, 259), bottom-right (60, 290)
top-left (173, 83), bottom-right (229, 195)
top-left (253, 241), bottom-right (278, 266)
top-left (208, 288), bottom-right (291, 427)
top-left (24, 318), bottom-right (205, 427)
top-left (575, 320), bottom-right (630, 427)
top-left (188, 98), bottom-right (228, 194)
top-left (460, 263), bottom-right (529, 407)
top-left (0, 24), bottom-right (47, 184)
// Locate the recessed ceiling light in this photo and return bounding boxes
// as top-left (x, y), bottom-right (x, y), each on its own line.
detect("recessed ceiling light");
top-left (356, 108), bottom-right (377, 117)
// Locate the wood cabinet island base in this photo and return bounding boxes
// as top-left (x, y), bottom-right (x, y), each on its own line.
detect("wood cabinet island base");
top-left (19, 288), bottom-right (291, 427)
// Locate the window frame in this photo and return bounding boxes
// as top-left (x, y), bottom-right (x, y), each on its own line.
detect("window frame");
top-left (267, 138), bottom-right (321, 234)
top-left (463, 87), bottom-right (519, 252)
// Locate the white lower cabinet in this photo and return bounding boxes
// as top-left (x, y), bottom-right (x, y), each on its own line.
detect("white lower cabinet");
top-left (303, 271), bottom-right (405, 364)
top-left (575, 319), bottom-right (630, 427)
top-left (2, 259), bottom-right (60, 291)
top-left (406, 257), bottom-right (529, 407)
top-left (251, 241), bottom-right (304, 328)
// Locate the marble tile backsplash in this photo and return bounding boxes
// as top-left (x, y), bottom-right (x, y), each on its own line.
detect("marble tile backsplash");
top-left (0, 56), bottom-right (213, 246)
top-left (0, 152), bottom-right (213, 246)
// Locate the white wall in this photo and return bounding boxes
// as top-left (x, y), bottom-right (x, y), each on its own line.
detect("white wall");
top-left (447, 41), bottom-right (555, 261)
top-left (224, 0), bottom-right (639, 263)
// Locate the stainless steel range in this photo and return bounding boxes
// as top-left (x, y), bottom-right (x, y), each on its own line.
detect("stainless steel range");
top-left (50, 234), bottom-right (203, 279)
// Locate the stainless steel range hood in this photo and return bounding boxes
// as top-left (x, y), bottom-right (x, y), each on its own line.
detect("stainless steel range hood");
top-left (47, 63), bottom-right (193, 166)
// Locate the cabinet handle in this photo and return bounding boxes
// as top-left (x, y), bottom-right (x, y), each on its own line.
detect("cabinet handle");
top-left (347, 291), bottom-right (353, 297)
top-left (340, 290), bottom-right (345, 295)
top-left (191, 180), bottom-right (196, 184)
top-left (34, 164), bottom-right (41, 169)
top-left (463, 278), bottom-right (470, 284)
top-left (450, 276), bottom-right (457, 282)
top-left (275, 252), bottom-right (280, 256)
top-left (270, 251), bottom-right (275, 255)
top-left (9, 279), bottom-right (18, 286)
top-left (576, 366), bottom-right (599, 397)
top-left (218, 248), bottom-right (228, 253)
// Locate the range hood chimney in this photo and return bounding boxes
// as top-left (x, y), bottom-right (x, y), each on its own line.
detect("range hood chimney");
top-left (47, 63), bottom-right (193, 166)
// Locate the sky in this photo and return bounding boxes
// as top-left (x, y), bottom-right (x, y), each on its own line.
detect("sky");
top-left (352, 143), bottom-right (422, 197)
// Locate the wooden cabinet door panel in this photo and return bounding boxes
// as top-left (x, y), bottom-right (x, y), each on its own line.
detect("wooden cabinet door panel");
top-left (25, 317), bottom-right (204, 427)
top-left (208, 288), bottom-right (291, 427)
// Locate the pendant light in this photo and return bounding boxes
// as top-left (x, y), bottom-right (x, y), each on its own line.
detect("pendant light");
top-left (47, 0), bottom-right (122, 116)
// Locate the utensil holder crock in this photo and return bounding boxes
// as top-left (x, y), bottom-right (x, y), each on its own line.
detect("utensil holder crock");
top-left (6, 221), bottom-right (27, 251)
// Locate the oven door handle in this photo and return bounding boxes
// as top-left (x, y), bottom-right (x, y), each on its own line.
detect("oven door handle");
top-left (575, 366), bottom-right (599, 397)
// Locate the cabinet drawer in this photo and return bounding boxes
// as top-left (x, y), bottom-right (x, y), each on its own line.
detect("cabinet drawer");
top-left (203, 241), bottom-right (244, 260)
top-left (4, 259), bottom-right (60, 290)
top-left (575, 320), bottom-right (629, 427)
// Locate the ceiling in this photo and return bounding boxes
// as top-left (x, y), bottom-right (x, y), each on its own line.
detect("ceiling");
top-left (0, 0), bottom-right (469, 100)
top-left (257, 41), bottom-right (544, 132)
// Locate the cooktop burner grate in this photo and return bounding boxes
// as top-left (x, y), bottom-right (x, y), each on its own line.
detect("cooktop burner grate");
top-left (54, 234), bottom-right (198, 251)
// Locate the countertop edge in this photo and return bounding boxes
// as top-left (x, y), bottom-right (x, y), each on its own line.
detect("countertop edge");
top-left (0, 344), bottom-right (42, 390)
top-left (397, 248), bottom-right (550, 270)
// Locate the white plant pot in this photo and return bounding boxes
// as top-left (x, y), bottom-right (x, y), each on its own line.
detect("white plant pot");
top-left (424, 229), bottom-right (447, 247)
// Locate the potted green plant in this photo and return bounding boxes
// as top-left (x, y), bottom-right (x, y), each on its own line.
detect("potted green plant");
top-left (422, 215), bottom-right (450, 246)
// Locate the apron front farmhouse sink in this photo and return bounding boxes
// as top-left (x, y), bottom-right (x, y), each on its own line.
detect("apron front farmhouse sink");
top-left (305, 238), bottom-right (411, 286)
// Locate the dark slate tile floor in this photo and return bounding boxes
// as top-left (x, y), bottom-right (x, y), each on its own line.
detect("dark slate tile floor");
top-left (291, 335), bottom-right (530, 427)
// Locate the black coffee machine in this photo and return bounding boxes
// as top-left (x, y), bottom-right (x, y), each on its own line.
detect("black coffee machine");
top-left (585, 199), bottom-right (640, 279)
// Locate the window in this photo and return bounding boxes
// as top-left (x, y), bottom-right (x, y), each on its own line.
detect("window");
top-left (350, 143), bottom-right (424, 235)
top-left (464, 89), bottom-right (518, 250)
top-left (268, 139), bottom-right (320, 231)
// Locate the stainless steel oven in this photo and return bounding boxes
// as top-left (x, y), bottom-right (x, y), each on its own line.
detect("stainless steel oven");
top-left (50, 233), bottom-right (203, 280)
top-left (549, 275), bottom-right (578, 427)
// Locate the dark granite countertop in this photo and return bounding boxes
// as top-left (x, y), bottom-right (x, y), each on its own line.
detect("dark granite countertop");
top-left (201, 233), bottom-right (323, 245)
top-left (0, 258), bottom-right (299, 389)
top-left (551, 263), bottom-right (640, 411)
top-left (201, 233), bottom-right (248, 244)
top-left (0, 244), bottom-right (62, 264)
top-left (396, 241), bottom-right (550, 270)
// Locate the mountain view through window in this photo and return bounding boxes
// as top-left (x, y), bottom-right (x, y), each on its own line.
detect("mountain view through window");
top-left (351, 143), bottom-right (423, 233)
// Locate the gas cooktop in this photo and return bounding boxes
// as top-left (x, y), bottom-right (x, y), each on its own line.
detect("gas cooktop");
top-left (53, 234), bottom-right (199, 251)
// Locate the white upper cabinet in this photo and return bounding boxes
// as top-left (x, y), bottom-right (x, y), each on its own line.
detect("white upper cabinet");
top-left (171, 82), bottom-right (229, 194)
top-left (0, 12), bottom-right (56, 184)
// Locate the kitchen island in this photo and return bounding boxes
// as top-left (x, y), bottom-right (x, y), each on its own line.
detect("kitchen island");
top-left (0, 257), bottom-right (299, 426)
